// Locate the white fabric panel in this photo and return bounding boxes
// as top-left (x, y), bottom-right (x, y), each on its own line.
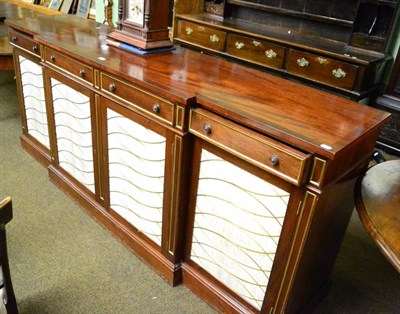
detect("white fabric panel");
top-left (191, 149), bottom-right (290, 310)
top-left (51, 78), bottom-right (95, 192)
top-left (19, 56), bottom-right (49, 148)
top-left (107, 109), bottom-right (165, 246)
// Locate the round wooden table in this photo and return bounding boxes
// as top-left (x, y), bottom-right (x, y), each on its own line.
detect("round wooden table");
top-left (355, 160), bottom-right (400, 273)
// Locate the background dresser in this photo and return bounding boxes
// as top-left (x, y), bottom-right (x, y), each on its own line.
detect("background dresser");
top-left (373, 45), bottom-right (400, 155)
top-left (173, 0), bottom-right (399, 100)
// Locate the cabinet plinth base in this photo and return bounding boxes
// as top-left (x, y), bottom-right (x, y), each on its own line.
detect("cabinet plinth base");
top-left (181, 262), bottom-right (259, 314)
top-left (20, 134), bottom-right (51, 167)
top-left (48, 164), bottom-right (182, 287)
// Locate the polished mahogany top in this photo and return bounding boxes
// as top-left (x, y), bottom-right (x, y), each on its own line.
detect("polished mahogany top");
top-left (5, 13), bottom-right (390, 159)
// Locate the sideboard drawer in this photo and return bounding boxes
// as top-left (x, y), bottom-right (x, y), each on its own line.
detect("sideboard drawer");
top-left (177, 19), bottom-right (227, 52)
top-left (287, 49), bottom-right (358, 90)
top-left (9, 29), bottom-right (40, 57)
top-left (101, 73), bottom-right (174, 125)
top-left (44, 47), bottom-right (94, 85)
top-left (189, 109), bottom-right (311, 186)
top-left (226, 34), bottom-right (285, 69)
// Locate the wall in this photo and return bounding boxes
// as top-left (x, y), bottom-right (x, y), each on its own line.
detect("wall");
top-left (95, 0), bottom-right (118, 26)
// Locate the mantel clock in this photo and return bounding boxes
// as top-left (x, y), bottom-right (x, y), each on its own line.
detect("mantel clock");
top-left (107, 0), bottom-right (172, 50)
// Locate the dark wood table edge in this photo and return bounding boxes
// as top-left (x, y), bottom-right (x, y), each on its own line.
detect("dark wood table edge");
top-left (354, 165), bottom-right (400, 274)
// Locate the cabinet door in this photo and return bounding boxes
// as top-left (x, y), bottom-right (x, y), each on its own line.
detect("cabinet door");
top-left (15, 51), bottom-right (50, 151)
top-left (101, 97), bottom-right (186, 262)
top-left (184, 139), bottom-right (308, 313)
top-left (106, 106), bottom-right (166, 246)
top-left (46, 69), bottom-right (97, 195)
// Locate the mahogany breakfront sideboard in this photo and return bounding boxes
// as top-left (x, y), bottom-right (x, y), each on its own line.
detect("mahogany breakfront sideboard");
top-left (6, 11), bottom-right (390, 314)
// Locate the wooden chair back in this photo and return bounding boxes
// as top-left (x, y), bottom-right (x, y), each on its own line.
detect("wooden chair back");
top-left (0, 197), bottom-right (18, 314)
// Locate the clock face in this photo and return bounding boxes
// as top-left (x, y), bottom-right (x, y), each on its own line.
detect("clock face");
top-left (126, 0), bottom-right (144, 26)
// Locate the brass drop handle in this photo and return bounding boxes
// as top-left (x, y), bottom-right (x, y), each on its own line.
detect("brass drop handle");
top-left (332, 68), bottom-right (346, 78)
top-left (32, 46), bottom-right (38, 53)
top-left (79, 69), bottom-right (85, 77)
top-left (269, 155), bottom-right (280, 166)
top-left (265, 49), bottom-right (277, 59)
top-left (109, 83), bottom-right (116, 92)
top-left (297, 57), bottom-right (309, 67)
top-left (203, 124), bottom-right (212, 134)
top-left (185, 27), bottom-right (193, 35)
top-left (11, 36), bottom-right (17, 42)
top-left (152, 104), bottom-right (160, 113)
top-left (235, 42), bottom-right (244, 50)
top-left (209, 34), bottom-right (219, 43)
top-left (50, 55), bottom-right (56, 63)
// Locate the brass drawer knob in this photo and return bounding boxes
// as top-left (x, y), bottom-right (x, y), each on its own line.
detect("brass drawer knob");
top-left (79, 69), bottom-right (85, 77)
top-left (11, 36), bottom-right (17, 42)
top-left (109, 83), bottom-right (116, 92)
top-left (203, 124), bottom-right (212, 134)
top-left (297, 57), bottom-right (309, 67)
top-left (50, 55), bottom-right (56, 63)
top-left (269, 155), bottom-right (280, 166)
top-left (185, 27), bottom-right (193, 35)
top-left (265, 49), bottom-right (277, 59)
top-left (252, 40), bottom-right (261, 47)
top-left (332, 68), bottom-right (346, 78)
top-left (32, 46), bottom-right (38, 53)
top-left (235, 41), bottom-right (244, 50)
top-left (152, 104), bottom-right (160, 113)
top-left (316, 57), bottom-right (327, 64)
top-left (209, 34), bottom-right (219, 43)
top-left (198, 26), bottom-right (205, 32)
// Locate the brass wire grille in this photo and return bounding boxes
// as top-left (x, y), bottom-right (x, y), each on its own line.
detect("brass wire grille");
top-left (20, 56), bottom-right (49, 149)
top-left (52, 78), bottom-right (95, 192)
top-left (191, 149), bottom-right (289, 309)
top-left (107, 109), bottom-right (165, 245)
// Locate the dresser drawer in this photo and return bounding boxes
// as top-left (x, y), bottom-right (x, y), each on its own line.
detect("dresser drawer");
top-left (286, 49), bottom-right (358, 90)
top-left (101, 73), bottom-right (174, 125)
top-left (189, 109), bottom-right (310, 186)
top-left (9, 29), bottom-right (40, 57)
top-left (44, 47), bottom-right (94, 85)
top-left (227, 34), bottom-right (285, 69)
top-left (177, 19), bottom-right (227, 52)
